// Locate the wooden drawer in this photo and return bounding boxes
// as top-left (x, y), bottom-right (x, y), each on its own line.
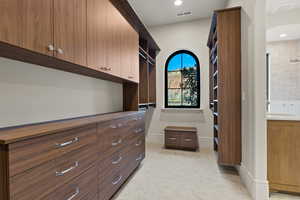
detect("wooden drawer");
top-left (97, 118), bottom-right (131, 156)
top-left (43, 165), bottom-right (98, 200)
top-left (165, 132), bottom-right (181, 148)
top-left (10, 145), bottom-right (97, 200)
top-left (9, 124), bottom-right (97, 177)
top-left (43, 166), bottom-right (98, 200)
top-left (181, 134), bottom-right (198, 150)
top-left (99, 134), bottom-right (144, 174)
top-left (99, 167), bottom-right (127, 200)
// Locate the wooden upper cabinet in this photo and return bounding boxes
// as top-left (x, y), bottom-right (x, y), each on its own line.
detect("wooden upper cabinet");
top-left (0, 0), bottom-right (22, 46)
top-left (0, 0), bottom-right (140, 82)
top-left (54, 0), bottom-right (87, 66)
top-left (130, 27), bottom-right (139, 83)
top-left (120, 16), bottom-right (132, 80)
top-left (87, 0), bottom-right (107, 71)
top-left (22, 0), bottom-right (54, 56)
top-left (0, 0), bottom-right (53, 56)
top-left (120, 15), bottom-right (139, 83)
top-left (106, 2), bottom-right (122, 77)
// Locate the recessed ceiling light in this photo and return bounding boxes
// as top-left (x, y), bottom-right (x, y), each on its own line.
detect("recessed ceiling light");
top-left (174, 0), bottom-right (183, 6)
top-left (280, 33), bottom-right (287, 38)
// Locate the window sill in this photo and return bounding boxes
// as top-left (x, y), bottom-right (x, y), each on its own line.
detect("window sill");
top-left (161, 107), bottom-right (204, 113)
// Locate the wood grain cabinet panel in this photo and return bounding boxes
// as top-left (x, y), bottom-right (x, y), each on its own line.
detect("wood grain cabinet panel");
top-left (9, 124), bottom-right (97, 177)
top-left (10, 145), bottom-right (97, 200)
top-left (0, 0), bottom-right (53, 56)
top-left (43, 165), bottom-right (98, 200)
top-left (120, 16), bottom-right (139, 83)
top-left (0, 112), bottom-right (145, 200)
top-left (54, 0), bottom-right (87, 65)
top-left (87, 0), bottom-right (108, 71)
top-left (268, 120), bottom-right (300, 193)
top-left (0, 0), bottom-right (22, 46)
top-left (129, 27), bottom-right (140, 83)
top-left (106, 1), bottom-right (122, 77)
top-left (22, 0), bottom-right (54, 56)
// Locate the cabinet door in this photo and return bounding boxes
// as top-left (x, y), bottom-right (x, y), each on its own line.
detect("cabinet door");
top-left (130, 27), bottom-right (139, 83)
top-left (22, 0), bottom-right (54, 56)
top-left (54, 0), bottom-right (87, 66)
top-left (0, 0), bottom-right (53, 56)
top-left (87, 0), bottom-right (107, 71)
top-left (0, 0), bottom-right (23, 47)
top-left (120, 16), bottom-right (132, 80)
top-left (106, 2), bottom-right (121, 77)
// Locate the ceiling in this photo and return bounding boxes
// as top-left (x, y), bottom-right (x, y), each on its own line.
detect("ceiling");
top-left (267, 24), bottom-right (300, 42)
top-left (266, 0), bottom-right (300, 42)
top-left (267, 0), bottom-right (300, 14)
top-left (127, 0), bottom-right (228, 27)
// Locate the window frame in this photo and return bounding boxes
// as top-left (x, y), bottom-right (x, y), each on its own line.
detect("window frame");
top-left (165, 50), bottom-right (201, 108)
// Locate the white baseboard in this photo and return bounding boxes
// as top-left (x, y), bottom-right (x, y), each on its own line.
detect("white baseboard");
top-left (237, 164), bottom-right (269, 200)
top-left (146, 133), bottom-right (213, 149)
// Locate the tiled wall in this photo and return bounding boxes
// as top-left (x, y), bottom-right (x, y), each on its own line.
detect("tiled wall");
top-left (267, 39), bottom-right (300, 101)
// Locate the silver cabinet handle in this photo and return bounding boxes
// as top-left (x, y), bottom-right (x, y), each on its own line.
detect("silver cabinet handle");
top-left (56, 161), bottom-right (79, 176)
top-left (106, 67), bottom-right (112, 71)
top-left (56, 137), bottom-right (79, 148)
top-left (66, 187), bottom-right (80, 200)
top-left (117, 123), bottom-right (123, 128)
top-left (48, 44), bottom-right (55, 51)
top-left (112, 175), bottom-right (123, 185)
top-left (168, 137), bottom-right (177, 140)
top-left (135, 140), bottom-right (142, 146)
top-left (100, 67), bottom-right (106, 70)
top-left (57, 48), bottom-right (64, 54)
top-left (133, 117), bottom-right (143, 121)
top-left (112, 156), bottom-right (122, 164)
top-left (184, 139), bottom-right (192, 142)
top-left (110, 124), bottom-right (117, 129)
top-left (136, 154), bottom-right (143, 161)
top-left (134, 128), bottom-right (143, 134)
top-left (112, 139), bottom-right (122, 146)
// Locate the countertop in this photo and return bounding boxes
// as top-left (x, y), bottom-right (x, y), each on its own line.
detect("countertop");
top-left (266, 113), bottom-right (300, 121)
top-left (0, 111), bottom-right (143, 144)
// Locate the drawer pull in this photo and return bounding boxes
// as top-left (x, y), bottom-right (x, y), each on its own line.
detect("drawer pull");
top-left (133, 117), bottom-right (143, 121)
top-left (112, 175), bottom-right (123, 185)
top-left (56, 137), bottom-right (79, 148)
top-left (66, 187), bottom-right (80, 200)
top-left (112, 139), bottom-right (122, 146)
top-left (168, 137), bottom-right (177, 140)
top-left (112, 156), bottom-right (122, 164)
top-left (56, 161), bottom-right (79, 176)
top-left (136, 154), bottom-right (143, 161)
top-left (184, 139), bottom-right (193, 142)
top-left (134, 128), bottom-right (144, 134)
top-left (117, 123), bottom-right (123, 128)
top-left (135, 140), bottom-right (142, 146)
top-left (110, 124), bottom-right (118, 129)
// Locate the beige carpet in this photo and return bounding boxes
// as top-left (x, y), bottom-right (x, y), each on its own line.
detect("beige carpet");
top-left (113, 143), bottom-right (300, 200)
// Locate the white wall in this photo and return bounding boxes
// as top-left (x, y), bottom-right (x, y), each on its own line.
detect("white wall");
top-left (146, 19), bottom-right (213, 148)
top-left (0, 57), bottom-right (123, 128)
top-left (227, 0), bottom-right (269, 199)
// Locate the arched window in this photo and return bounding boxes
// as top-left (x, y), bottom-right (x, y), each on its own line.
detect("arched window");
top-left (165, 50), bottom-right (200, 108)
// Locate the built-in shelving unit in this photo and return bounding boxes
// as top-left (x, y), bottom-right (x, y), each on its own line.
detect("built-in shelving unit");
top-left (207, 7), bottom-right (241, 166)
top-left (123, 38), bottom-right (158, 111)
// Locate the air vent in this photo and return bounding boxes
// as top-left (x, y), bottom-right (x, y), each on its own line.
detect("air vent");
top-left (177, 11), bottom-right (192, 17)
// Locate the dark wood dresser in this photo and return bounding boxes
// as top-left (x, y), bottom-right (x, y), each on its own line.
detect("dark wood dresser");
top-left (0, 111), bottom-right (145, 200)
top-left (164, 126), bottom-right (198, 151)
